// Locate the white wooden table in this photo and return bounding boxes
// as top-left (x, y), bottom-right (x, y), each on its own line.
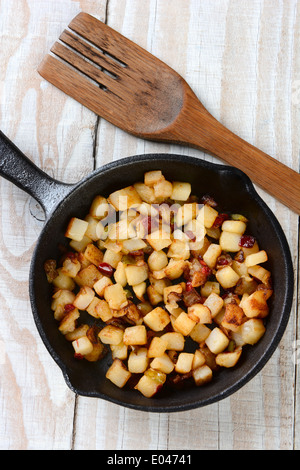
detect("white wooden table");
top-left (0, 0), bottom-right (299, 450)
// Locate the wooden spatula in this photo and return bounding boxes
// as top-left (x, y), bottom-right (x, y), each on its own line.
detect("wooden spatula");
top-left (38, 12), bottom-right (300, 214)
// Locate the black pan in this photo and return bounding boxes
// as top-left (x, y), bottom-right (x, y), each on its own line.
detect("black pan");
top-left (0, 131), bottom-right (294, 412)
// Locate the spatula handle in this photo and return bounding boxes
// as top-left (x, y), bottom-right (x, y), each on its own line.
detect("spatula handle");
top-left (172, 95), bottom-right (300, 214)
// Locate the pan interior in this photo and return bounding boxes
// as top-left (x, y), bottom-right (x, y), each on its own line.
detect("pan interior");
top-left (29, 154), bottom-right (293, 412)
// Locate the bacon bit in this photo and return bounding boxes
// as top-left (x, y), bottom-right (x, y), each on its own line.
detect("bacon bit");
top-left (129, 249), bottom-right (144, 257)
top-left (212, 213), bottom-right (229, 228)
top-left (98, 262), bottom-right (114, 277)
top-left (183, 287), bottom-right (204, 307)
top-left (239, 235), bottom-right (255, 248)
top-left (200, 194), bottom-right (218, 207)
top-left (186, 281), bottom-right (193, 292)
top-left (64, 304), bottom-right (75, 313)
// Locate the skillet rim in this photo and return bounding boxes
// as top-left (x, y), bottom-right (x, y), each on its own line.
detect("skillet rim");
top-left (29, 153), bottom-right (294, 412)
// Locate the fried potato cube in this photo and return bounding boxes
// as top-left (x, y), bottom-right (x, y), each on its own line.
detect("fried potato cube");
top-left (222, 220), bottom-right (246, 234)
top-left (163, 283), bottom-right (183, 304)
top-left (144, 170), bottom-right (164, 186)
top-left (128, 348), bottom-right (149, 373)
top-left (247, 265), bottom-right (271, 286)
top-left (197, 204), bottom-right (218, 228)
top-left (98, 325), bottom-right (124, 345)
top-left (65, 217), bottom-right (89, 241)
top-left (175, 203), bottom-right (199, 227)
top-left (219, 231), bottom-right (241, 252)
top-left (58, 308), bottom-right (80, 335)
top-left (133, 182), bottom-right (156, 203)
top-left (188, 304), bottom-right (212, 324)
top-left (200, 281), bottom-right (220, 297)
top-left (192, 350), bottom-right (206, 369)
top-left (160, 332), bottom-right (185, 351)
top-left (153, 179), bottom-right (173, 199)
top-left (147, 337), bottom-right (168, 358)
top-left (215, 266), bottom-right (240, 289)
top-left (150, 353), bottom-right (175, 374)
top-left (73, 286), bottom-right (95, 310)
top-left (175, 352), bottom-right (194, 374)
top-left (125, 264), bottom-right (148, 286)
top-left (167, 240), bottom-right (190, 260)
top-left (173, 312), bottom-right (196, 336)
top-left (221, 302), bottom-right (246, 332)
top-left (171, 181), bottom-right (191, 201)
top-left (143, 307), bottom-right (170, 331)
top-left (192, 364), bottom-right (213, 386)
top-left (52, 268), bottom-right (76, 291)
top-left (108, 185), bottom-right (142, 211)
top-left (245, 250), bottom-right (268, 267)
top-left (132, 281), bottom-right (147, 301)
top-left (75, 264), bottom-right (102, 288)
top-left (69, 235), bottom-right (92, 253)
top-left (202, 243), bottom-right (222, 268)
top-left (147, 285), bottom-right (163, 306)
top-left (189, 323), bottom-right (211, 343)
top-left (103, 249), bottom-right (123, 269)
top-left (114, 261), bottom-right (127, 287)
top-left (146, 230), bottom-right (172, 251)
top-left (61, 257), bottom-right (81, 278)
top-left (106, 359), bottom-right (131, 388)
top-left (123, 325), bottom-right (147, 346)
top-left (51, 289), bottom-right (76, 312)
top-left (240, 318), bottom-right (266, 344)
top-left (205, 327), bottom-right (230, 354)
top-left (203, 292), bottom-right (224, 318)
top-left (111, 342), bottom-right (128, 360)
top-left (65, 324), bottom-right (90, 342)
top-left (148, 250), bottom-right (169, 271)
top-left (72, 336), bottom-right (93, 356)
top-left (164, 259), bottom-right (186, 280)
top-left (84, 243), bottom-right (104, 266)
top-left (241, 290), bottom-right (269, 318)
top-left (104, 283), bottom-right (128, 310)
top-left (93, 276), bottom-right (113, 297)
top-left (86, 298), bottom-right (113, 321)
top-left (134, 370), bottom-right (166, 397)
top-left (89, 195), bottom-right (110, 219)
top-left (216, 347), bottom-right (242, 368)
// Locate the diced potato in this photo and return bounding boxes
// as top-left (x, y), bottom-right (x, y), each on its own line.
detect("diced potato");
top-left (197, 204), bottom-right (218, 228)
top-left (247, 265), bottom-right (271, 286)
top-left (171, 181), bottom-right (191, 201)
top-left (221, 302), bottom-right (246, 332)
top-left (154, 179), bottom-right (173, 199)
top-left (160, 332), bottom-right (185, 351)
top-left (216, 347), bottom-right (242, 368)
top-left (175, 352), bottom-right (194, 373)
top-left (89, 195), bottom-right (110, 219)
top-left (205, 327), bottom-right (230, 354)
top-left (108, 185), bottom-right (142, 211)
top-left (73, 286), bottom-right (95, 310)
top-left (74, 264), bottom-right (102, 288)
top-left (219, 231), bottom-right (241, 252)
top-left (125, 264), bottom-right (148, 286)
top-left (203, 293), bottom-right (224, 318)
top-left (51, 289), bottom-right (76, 312)
top-left (122, 237), bottom-right (147, 253)
top-left (52, 268), bottom-right (76, 291)
top-left (133, 182), bottom-right (156, 203)
top-left (203, 243), bottom-right (222, 268)
top-left (173, 312), bottom-right (196, 336)
top-left (61, 257), bottom-right (81, 278)
top-left (147, 337), bottom-right (168, 358)
top-left (58, 308), bottom-right (80, 335)
top-left (84, 214), bottom-right (101, 241)
top-left (103, 249), bottom-right (122, 268)
top-left (188, 304), bottom-right (212, 324)
top-left (93, 276), bottom-right (113, 297)
top-left (192, 364), bottom-right (213, 386)
top-left (200, 281), bottom-right (220, 297)
top-left (114, 261), bottom-right (127, 287)
top-left (143, 307), bottom-right (170, 331)
top-left (245, 250), bottom-right (268, 267)
top-left (86, 298), bottom-right (113, 321)
top-left (111, 341), bottom-right (128, 360)
top-left (123, 325), bottom-right (147, 346)
top-left (106, 359), bottom-right (131, 388)
top-left (163, 283), bottom-right (183, 304)
top-left (150, 354), bottom-right (175, 374)
top-left (222, 220), bottom-right (246, 234)
top-left (146, 230), bottom-right (172, 251)
top-left (192, 350), bottom-right (206, 369)
top-left (241, 240), bottom-right (259, 257)
top-left (164, 259), bottom-right (186, 280)
top-left (147, 285), bottom-right (163, 306)
top-left (104, 283), bottom-right (128, 310)
top-left (215, 266), bottom-right (240, 289)
top-left (65, 324), bottom-right (90, 342)
top-left (175, 203), bottom-right (199, 227)
top-left (132, 282), bottom-right (147, 301)
top-left (189, 323), bottom-right (211, 343)
top-left (232, 260), bottom-right (248, 277)
top-left (167, 240), bottom-right (190, 260)
top-left (144, 170), bottom-right (164, 186)
top-left (241, 290), bottom-right (269, 318)
top-left (72, 336), bottom-right (94, 356)
top-left (70, 235), bottom-right (92, 253)
top-left (128, 348), bottom-right (149, 373)
top-left (148, 250), bottom-right (168, 271)
top-left (240, 318), bottom-right (266, 344)
top-left (65, 217), bottom-right (88, 241)
top-left (134, 370), bottom-right (166, 397)
top-left (98, 325), bottom-right (124, 345)
top-left (108, 219), bottom-right (133, 241)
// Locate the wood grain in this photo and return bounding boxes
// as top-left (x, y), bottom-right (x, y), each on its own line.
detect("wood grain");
top-left (0, 0), bottom-right (299, 450)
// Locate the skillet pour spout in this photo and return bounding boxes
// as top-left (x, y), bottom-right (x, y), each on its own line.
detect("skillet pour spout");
top-left (0, 130), bottom-right (294, 412)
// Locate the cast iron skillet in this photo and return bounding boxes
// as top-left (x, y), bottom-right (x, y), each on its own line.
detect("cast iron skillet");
top-left (0, 131), bottom-right (294, 413)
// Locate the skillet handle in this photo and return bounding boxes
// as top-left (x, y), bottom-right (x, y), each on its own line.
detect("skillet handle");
top-left (0, 131), bottom-right (73, 218)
